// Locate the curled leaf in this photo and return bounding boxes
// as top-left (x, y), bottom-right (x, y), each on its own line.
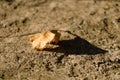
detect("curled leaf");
top-left (29, 30), bottom-right (61, 50)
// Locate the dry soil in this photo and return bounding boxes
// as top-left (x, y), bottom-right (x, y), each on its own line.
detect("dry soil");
top-left (0, 0), bottom-right (120, 80)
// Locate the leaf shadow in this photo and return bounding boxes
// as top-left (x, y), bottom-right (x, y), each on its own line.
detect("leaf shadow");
top-left (44, 36), bottom-right (108, 55)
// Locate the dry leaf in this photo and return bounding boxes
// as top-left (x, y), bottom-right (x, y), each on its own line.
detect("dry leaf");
top-left (29, 30), bottom-right (61, 50)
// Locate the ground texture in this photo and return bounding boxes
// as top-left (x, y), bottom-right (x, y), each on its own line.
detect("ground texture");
top-left (0, 0), bottom-right (120, 80)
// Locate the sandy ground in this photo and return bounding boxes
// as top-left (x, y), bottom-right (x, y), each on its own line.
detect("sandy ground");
top-left (0, 0), bottom-right (120, 80)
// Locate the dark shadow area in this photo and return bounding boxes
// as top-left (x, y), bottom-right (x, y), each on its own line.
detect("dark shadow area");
top-left (5, 0), bottom-right (14, 2)
top-left (44, 36), bottom-right (108, 55)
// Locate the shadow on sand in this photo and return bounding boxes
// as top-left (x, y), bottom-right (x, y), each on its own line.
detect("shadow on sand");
top-left (44, 36), bottom-right (107, 55)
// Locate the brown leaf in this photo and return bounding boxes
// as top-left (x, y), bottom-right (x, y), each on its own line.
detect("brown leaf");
top-left (29, 30), bottom-right (61, 50)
